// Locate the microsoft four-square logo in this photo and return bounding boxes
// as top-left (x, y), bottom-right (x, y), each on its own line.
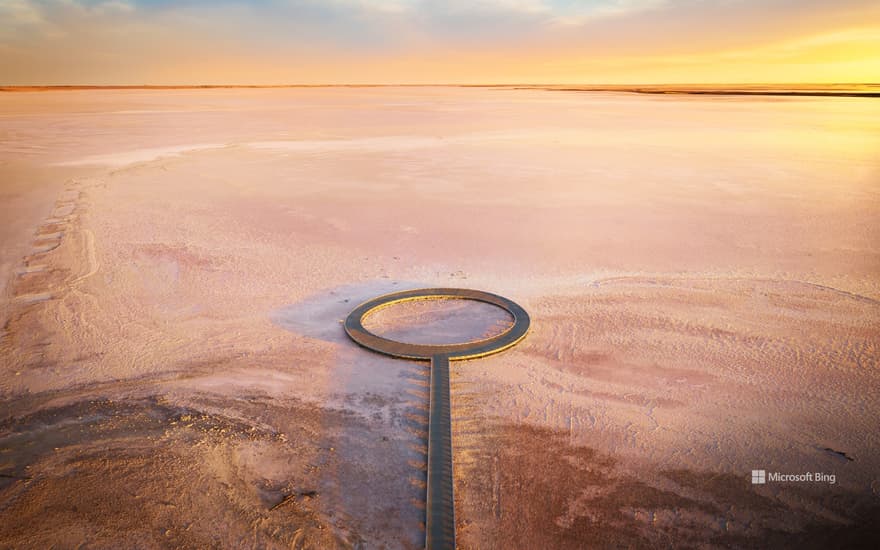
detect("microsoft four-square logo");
top-left (751, 470), bottom-right (766, 484)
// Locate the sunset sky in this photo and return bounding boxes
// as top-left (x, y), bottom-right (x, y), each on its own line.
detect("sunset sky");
top-left (1, 0), bottom-right (879, 85)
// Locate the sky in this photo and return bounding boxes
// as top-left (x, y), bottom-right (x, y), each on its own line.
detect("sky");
top-left (1, 0), bottom-right (878, 85)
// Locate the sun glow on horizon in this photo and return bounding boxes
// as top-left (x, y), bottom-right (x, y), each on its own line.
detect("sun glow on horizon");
top-left (1, 0), bottom-right (878, 85)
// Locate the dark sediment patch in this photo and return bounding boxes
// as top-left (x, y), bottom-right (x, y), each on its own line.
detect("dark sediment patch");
top-left (0, 396), bottom-right (356, 549)
top-left (454, 423), bottom-right (880, 549)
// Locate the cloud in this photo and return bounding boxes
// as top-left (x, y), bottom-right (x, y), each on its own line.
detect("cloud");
top-left (94, 1), bottom-right (135, 14)
top-left (549, 0), bottom-right (668, 26)
top-left (0, 0), bottom-right (47, 30)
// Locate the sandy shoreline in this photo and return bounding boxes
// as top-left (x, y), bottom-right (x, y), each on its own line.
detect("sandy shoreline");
top-left (1, 87), bottom-right (878, 547)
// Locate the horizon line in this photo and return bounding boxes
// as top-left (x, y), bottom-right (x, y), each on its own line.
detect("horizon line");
top-left (3, 82), bottom-right (878, 87)
top-left (3, 83), bottom-right (878, 98)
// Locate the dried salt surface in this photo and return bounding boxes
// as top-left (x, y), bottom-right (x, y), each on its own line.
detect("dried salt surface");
top-left (362, 298), bottom-right (514, 345)
top-left (55, 143), bottom-right (228, 167)
top-left (0, 87), bottom-right (879, 548)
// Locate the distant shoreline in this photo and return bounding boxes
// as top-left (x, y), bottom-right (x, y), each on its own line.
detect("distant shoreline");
top-left (1, 83), bottom-right (878, 98)
top-left (527, 87), bottom-right (880, 98)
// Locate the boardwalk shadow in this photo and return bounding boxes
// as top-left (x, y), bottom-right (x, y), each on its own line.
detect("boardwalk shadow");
top-left (271, 280), bottom-right (432, 548)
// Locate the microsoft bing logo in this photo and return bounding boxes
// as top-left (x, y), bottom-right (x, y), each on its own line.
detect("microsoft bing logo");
top-left (751, 470), bottom-right (766, 484)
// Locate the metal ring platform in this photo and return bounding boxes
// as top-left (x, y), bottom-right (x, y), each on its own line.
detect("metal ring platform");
top-left (344, 288), bottom-right (530, 550)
